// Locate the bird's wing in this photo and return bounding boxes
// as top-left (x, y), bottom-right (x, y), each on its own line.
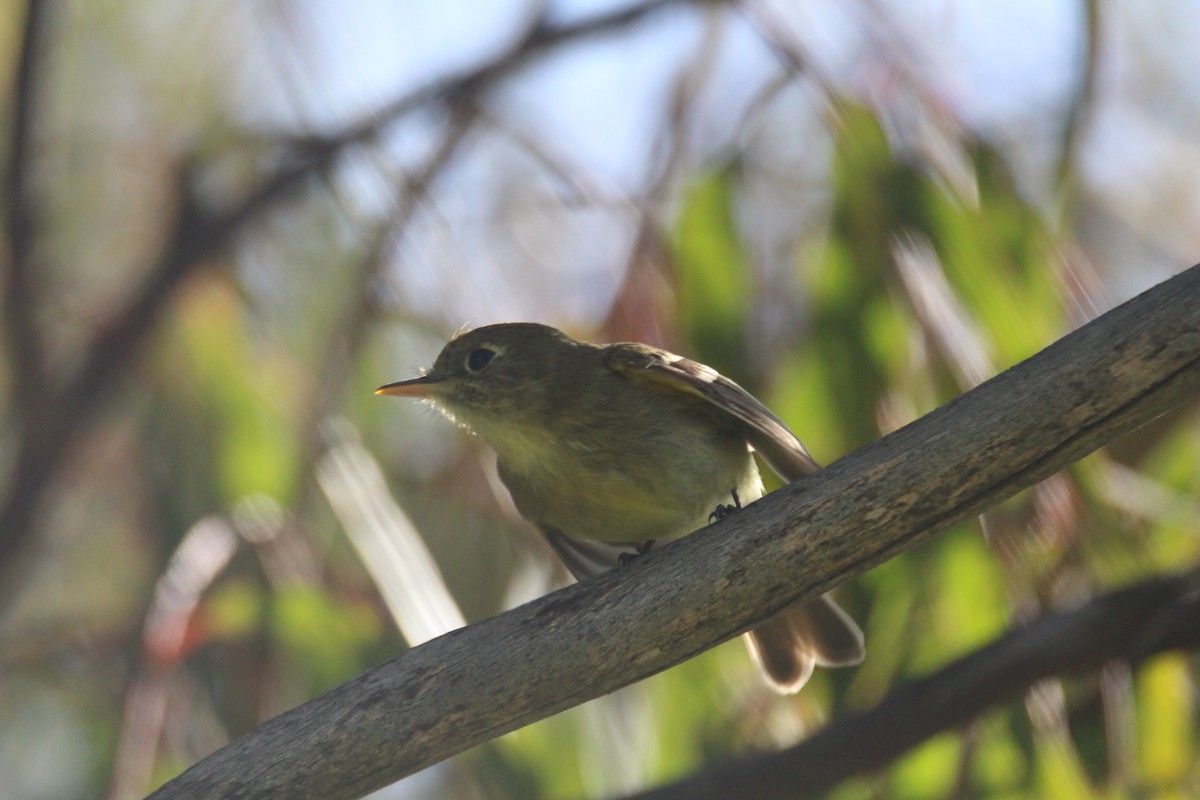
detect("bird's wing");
top-left (605, 343), bottom-right (821, 481)
top-left (540, 524), bottom-right (649, 581)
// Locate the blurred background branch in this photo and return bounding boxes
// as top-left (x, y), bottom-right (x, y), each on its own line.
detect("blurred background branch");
top-left (4, 0), bottom-right (50, 414)
top-left (0, 0), bottom-right (704, 598)
top-left (623, 566), bottom-right (1200, 800)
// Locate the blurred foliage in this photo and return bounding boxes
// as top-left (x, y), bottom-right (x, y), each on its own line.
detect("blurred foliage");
top-left (672, 168), bottom-right (751, 379)
top-left (1, 2), bottom-right (1198, 800)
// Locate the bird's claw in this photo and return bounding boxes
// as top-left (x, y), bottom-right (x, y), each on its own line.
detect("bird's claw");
top-left (708, 488), bottom-right (742, 523)
top-left (618, 540), bottom-right (655, 566)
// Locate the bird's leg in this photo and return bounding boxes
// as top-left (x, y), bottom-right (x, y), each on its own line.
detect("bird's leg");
top-left (618, 540), bottom-right (655, 566)
top-left (708, 488), bottom-right (742, 523)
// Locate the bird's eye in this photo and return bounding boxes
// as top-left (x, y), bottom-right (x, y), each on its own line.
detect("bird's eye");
top-left (465, 347), bottom-right (496, 372)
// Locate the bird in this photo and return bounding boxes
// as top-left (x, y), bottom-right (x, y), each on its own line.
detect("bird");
top-left (377, 322), bottom-right (864, 692)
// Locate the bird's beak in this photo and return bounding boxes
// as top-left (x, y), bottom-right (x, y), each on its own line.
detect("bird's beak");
top-left (375, 375), bottom-right (449, 398)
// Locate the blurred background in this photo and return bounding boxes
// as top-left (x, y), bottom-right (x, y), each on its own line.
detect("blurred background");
top-left (2, 0), bottom-right (1198, 798)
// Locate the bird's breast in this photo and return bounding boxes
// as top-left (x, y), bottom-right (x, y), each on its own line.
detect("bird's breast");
top-left (491, 417), bottom-right (761, 543)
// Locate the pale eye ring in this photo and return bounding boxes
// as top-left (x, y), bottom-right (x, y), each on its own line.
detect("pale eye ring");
top-left (465, 347), bottom-right (496, 372)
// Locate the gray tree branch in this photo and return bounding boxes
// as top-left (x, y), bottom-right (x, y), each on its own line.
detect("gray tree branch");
top-left (147, 264), bottom-right (1200, 800)
top-left (620, 566), bottom-right (1200, 800)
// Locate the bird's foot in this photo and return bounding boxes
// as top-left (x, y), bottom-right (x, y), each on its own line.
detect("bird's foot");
top-left (618, 540), bottom-right (656, 566)
top-left (708, 488), bottom-right (742, 523)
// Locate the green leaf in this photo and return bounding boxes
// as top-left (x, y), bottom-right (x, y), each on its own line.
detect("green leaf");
top-left (1137, 655), bottom-right (1193, 785)
top-left (941, 532), bottom-right (1007, 648)
top-left (672, 168), bottom-right (749, 376)
top-left (171, 278), bottom-right (301, 504)
top-left (271, 585), bottom-right (381, 691)
top-left (1032, 736), bottom-right (1098, 800)
top-left (892, 732), bottom-right (960, 798)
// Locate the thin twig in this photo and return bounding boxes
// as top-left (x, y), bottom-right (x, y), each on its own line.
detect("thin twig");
top-left (301, 106), bottom-right (476, 462)
top-left (3, 0), bottom-right (51, 413)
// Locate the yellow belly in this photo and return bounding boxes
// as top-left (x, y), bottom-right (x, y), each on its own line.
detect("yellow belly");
top-left (498, 444), bottom-right (763, 543)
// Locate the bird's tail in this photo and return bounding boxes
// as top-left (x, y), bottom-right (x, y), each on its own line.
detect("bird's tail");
top-left (744, 594), bottom-right (865, 693)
